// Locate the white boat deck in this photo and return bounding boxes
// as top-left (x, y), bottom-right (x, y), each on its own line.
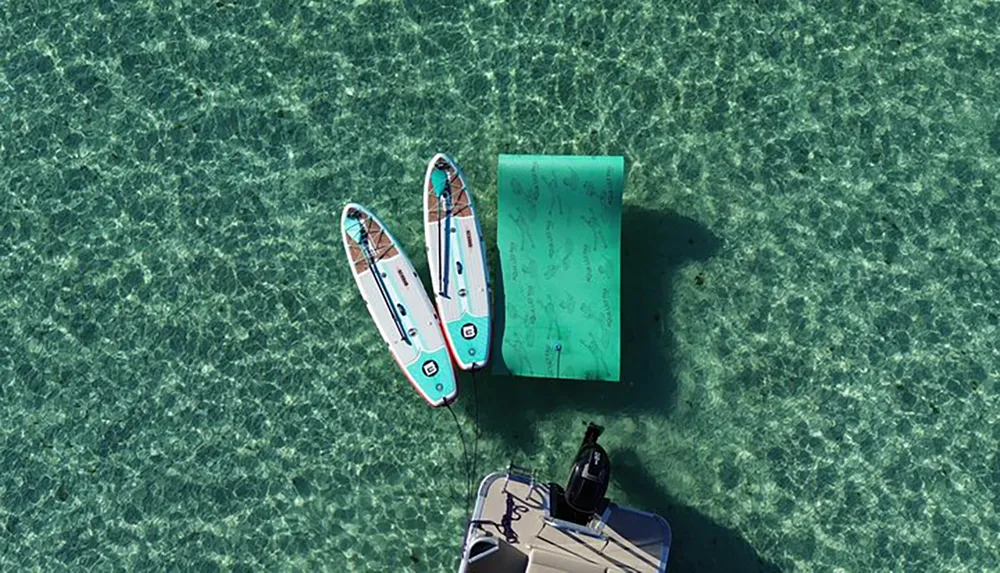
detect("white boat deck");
top-left (459, 471), bottom-right (671, 573)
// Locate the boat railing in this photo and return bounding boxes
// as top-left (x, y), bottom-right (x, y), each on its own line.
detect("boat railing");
top-left (502, 463), bottom-right (537, 494)
top-left (537, 514), bottom-right (610, 547)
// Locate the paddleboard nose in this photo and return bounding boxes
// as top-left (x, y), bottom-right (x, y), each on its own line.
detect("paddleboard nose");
top-left (341, 203), bottom-right (367, 243)
top-left (341, 202), bottom-right (363, 225)
top-left (431, 152), bottom-right (451, 169)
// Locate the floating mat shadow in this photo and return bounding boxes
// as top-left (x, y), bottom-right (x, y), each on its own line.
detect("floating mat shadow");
top-left (493, 154), bottom-right (623, 382)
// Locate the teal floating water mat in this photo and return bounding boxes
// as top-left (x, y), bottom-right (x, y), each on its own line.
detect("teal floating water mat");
top-left (493, 154), bottom-right (624, 382)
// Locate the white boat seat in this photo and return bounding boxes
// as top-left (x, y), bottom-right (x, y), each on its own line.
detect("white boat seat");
top-left (463, 534), bottom-right (528, 573)
top-left (525, 547), bottom-right (608, 573)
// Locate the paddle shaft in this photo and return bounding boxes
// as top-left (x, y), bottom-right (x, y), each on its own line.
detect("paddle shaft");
top-left (439, 188), bottom-right (453, 297)
top-left (358, 225), bottom-right (410, 344)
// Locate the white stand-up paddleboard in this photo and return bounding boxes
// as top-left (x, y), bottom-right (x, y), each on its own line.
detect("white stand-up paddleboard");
top-left (423, 154), bottom-right (491, 370)
top-left (341, 203), bottom-right (457, 407)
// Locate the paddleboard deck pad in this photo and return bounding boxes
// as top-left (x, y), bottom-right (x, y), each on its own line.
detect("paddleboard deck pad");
top-left (341, 203), bottom-right (457, 407)
top-left (423, 154), bottom-right (492, 370)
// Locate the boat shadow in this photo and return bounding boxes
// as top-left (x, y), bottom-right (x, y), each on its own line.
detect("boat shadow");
top-left (442, 205), bottom-right (782, 569)
top-left (612, 448), bottom-right (783, 573)
top-left (464, 206), bottom-right (722, 450)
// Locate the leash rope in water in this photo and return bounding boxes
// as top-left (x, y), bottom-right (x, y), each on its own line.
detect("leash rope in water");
top-left (454, 368), bottom-right (483, 557)
top-left (470, 368), bottom-right (480, 506)
top-left (445, 401), bottom-right (472, 519)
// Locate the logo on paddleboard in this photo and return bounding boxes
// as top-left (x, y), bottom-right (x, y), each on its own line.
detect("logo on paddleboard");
top-left (422, 360), bottom-right (439, 377)
top-left (461, 323), bottom-right (477, 340)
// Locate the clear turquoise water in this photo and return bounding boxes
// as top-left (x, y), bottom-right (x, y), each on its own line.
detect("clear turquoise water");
top-left (2, 1), bottom-right (999, 571)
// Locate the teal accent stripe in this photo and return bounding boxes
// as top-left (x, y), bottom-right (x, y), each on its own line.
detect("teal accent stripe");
top-left (445, 313), bottom-right (490, 367)
top-left (404, 345), bottom-right (457, 405)
top-left (448, 221), bottom-right (471, 316)
top-left (378, 264), bottom-right (417, 343)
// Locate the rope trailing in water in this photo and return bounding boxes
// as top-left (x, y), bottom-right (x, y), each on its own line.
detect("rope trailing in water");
top-left (445, 401), bottom-right (472, 518)
top-left (455, 368), bottom-right (483, 557)
top-left (470, 369), bottom-right (481, 504)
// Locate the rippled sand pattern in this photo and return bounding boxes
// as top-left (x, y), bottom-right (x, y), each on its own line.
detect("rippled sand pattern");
top-left (2, 0), bottom-right (999, 571)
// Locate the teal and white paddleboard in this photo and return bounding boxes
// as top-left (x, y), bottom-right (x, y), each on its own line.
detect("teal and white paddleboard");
top-left (423, 154), bottom-right (491, 370)
top-left (341, 203), bottom-right (457, 407)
